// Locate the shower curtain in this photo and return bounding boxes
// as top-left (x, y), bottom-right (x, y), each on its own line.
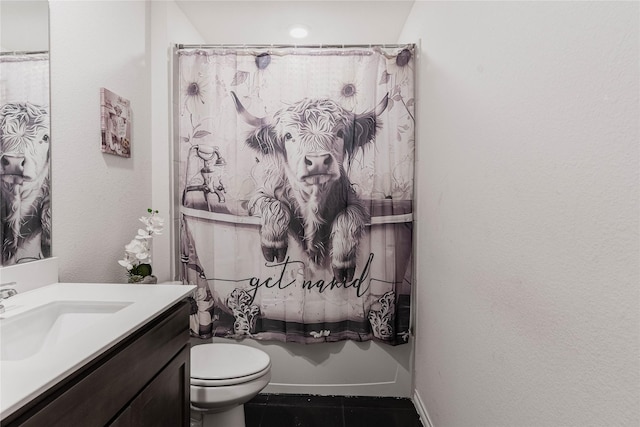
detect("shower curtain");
top-left (177, 45), bottom-right (414, 345)
top-left (0, 53), bottom-right (51, 266)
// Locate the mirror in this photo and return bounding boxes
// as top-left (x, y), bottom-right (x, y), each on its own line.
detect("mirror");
top-left (1, 1), bottom-right (49, 53)
top-left (0, 1), bottom-right (51, 267)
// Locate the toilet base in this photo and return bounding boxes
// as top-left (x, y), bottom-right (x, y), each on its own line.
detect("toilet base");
top-left (191, 404), bottom-right (246, 427)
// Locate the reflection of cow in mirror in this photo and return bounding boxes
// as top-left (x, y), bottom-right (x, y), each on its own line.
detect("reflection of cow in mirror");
top-left (231, 91), bottom-right (388, 282)
top-left (0, 102), bottom-right (51, 265)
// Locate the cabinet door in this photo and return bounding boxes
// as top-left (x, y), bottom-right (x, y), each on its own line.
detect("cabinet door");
top-left (109, 407), bottom-right (132, 427)
top-left (110, 345), bottom-right (190, 427)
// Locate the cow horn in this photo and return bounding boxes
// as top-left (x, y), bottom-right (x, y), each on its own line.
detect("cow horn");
top-left (375, 93), bottom-right (390, 116)
top-left (230, 91), bottom-right (264, 127)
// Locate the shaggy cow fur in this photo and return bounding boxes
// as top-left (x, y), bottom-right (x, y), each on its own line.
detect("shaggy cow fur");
top-left (0, 102), bottom-right (51, 265)
top-left (232, 92), bottom-right (388, 282)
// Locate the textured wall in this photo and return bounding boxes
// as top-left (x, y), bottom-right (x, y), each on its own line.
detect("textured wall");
top-left (50, 1), bottom-right (152, 283)
top-left (149, 0), bottom-right (205, 282)
top-left (45, 1), bottom-right (413, 396)
top-left (401, 1), bottom-right (639, 426)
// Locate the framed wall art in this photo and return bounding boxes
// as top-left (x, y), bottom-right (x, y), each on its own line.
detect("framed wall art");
top-left (100, 87), bottom-right (131, 158)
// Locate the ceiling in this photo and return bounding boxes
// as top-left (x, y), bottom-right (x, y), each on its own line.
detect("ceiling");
top-left (174, 1), bottom-right (416, 45)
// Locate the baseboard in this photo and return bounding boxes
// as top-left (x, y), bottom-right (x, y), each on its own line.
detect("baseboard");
top-left (264, 380), bottom-right (410, 398)
top-left (412, 389), bottom-right (434, 427)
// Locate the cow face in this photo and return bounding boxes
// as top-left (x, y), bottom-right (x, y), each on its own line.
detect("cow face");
top-left (232, 92), bottom-right (388, 189)
top-left (0, 103), bottom-right (50, 192)
top-left (272, 99), bottom-right (348, 186)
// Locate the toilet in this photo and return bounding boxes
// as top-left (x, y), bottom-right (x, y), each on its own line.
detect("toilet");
top-left (190, 343), bottom-right (271, 427)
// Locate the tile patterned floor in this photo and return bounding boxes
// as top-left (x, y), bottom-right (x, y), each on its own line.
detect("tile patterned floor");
top-left (245, 394), bottom-right (423, 427)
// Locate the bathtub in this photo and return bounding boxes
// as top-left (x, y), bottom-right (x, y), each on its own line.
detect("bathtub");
top-left (180, 193), bottom-right (412, 345)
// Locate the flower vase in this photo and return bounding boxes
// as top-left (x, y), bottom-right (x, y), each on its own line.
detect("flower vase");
top-left (128, 275), bottom-right (157, 284)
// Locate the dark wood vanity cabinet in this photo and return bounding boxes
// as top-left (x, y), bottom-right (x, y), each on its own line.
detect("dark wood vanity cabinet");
top-left (3, 300), bottom-right (191, 427)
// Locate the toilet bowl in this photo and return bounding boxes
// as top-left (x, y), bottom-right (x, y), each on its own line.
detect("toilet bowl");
top-left (190, 343), bottom-right (271, 427)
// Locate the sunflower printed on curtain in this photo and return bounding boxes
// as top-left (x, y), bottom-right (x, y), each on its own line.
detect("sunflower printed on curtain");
top-left (178, 45), bottom-right (415, 345)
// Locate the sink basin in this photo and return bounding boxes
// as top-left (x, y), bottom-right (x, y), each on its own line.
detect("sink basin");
top-left (0, 282), bottom-right (195, 419)
top-left (0, 300), bottom-right (132, 361)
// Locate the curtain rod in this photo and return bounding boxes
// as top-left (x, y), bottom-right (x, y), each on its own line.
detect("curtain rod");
top-left (0, 50), bottom-right (48, 56)
top-left (176, 43), bottom-right (413, 50)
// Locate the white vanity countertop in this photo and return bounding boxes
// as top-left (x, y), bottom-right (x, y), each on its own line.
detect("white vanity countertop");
top-left (0, 282), bottom-right (195, 419)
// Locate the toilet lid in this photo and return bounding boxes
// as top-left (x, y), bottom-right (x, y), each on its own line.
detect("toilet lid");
top-left (191, 343), bottom-right (271, 380)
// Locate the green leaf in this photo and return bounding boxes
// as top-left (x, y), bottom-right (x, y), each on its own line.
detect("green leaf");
top-left (128, 275), bottom-right (144, 283)
top-left (135, 263), bottom-right (152, 277)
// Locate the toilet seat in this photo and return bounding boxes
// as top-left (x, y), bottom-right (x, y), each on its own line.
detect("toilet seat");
top-left (191, 343), bottom-right (271, 387)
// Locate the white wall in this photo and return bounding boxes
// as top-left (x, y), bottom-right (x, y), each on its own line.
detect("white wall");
top-left (149, 0), bottom-right (205, 282)
top-left (45, 0), bottom-right (639, 413)
top-left (400, 2), bottom-right (639, 426)
top-left (46, 0), bottom-right (413, 397)
top-left (49, 0), bottom-right (200, 283)
top-left (50, 0), bottom-right (152, 283)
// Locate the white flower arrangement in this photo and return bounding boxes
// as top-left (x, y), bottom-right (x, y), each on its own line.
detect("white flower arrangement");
top-left (118, 209), bottom-right (164, 283)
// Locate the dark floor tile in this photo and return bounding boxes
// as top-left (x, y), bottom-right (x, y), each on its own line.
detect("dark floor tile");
top-left (264, 393), bottom-right (344, 408)
top-left (246, 393), bottom-right (422, 427)
top-left (260, 405), bottom-right (344, 427)
top-left (343, 396), bottom-right (415, 410)
top-left (245, 403), bottom-right (265, 427)
top-left (344, 407), bottom-right (422, 427)
top-left (248, 393), bottom-right (271, 405)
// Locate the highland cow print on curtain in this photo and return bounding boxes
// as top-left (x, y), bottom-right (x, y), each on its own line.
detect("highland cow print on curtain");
top-left (178, 45), bottom-right (415, 345)
top-left (0, 53), bottom-right (51, 267)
